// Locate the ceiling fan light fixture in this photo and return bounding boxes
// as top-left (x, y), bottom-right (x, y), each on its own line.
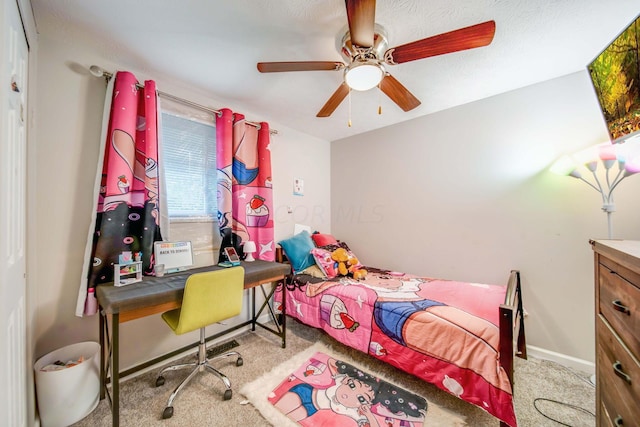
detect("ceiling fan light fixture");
top-left (344, 61), bottom-right (384, 91)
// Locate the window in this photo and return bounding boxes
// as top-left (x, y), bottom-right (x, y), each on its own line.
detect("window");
top-left (161, 113), bottom-right (216, 219)
top-left (159, 98), bottom-right (221, 266)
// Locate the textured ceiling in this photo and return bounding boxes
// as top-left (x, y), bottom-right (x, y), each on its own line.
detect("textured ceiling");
top-left (31, 0), bottom-right (640, 141)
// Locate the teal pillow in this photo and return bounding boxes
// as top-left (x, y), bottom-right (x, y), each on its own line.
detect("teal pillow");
top-left (278, 230), bottom-right (315, 273)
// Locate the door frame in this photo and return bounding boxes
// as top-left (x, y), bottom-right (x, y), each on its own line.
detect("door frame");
top-left (2, 0), bottom-right (38, 425)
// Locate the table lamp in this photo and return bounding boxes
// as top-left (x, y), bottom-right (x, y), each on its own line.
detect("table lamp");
top-left (243, 241), bottom-right (257, 262)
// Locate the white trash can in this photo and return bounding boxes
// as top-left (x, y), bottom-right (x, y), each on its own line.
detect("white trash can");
top-left (34, 341), bottom-right (100, 427)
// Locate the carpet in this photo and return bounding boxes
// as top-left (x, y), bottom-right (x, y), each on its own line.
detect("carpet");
top-left (240, 342), bottom-right (466, 426)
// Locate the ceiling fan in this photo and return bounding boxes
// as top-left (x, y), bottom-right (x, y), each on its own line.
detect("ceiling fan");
top-left (257, 0), bottom-right (496, 118)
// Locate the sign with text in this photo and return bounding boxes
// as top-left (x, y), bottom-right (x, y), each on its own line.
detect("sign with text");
top-left (153, 241), bottom-right (194, 273)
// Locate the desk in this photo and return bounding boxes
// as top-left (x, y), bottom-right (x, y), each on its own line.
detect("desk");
top-left (96, 260), bottom-right (290, 427)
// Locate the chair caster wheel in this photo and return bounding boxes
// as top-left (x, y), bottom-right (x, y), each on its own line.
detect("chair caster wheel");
top-left (236, 357), bottom-right (243, 367)
top-left (162, 406), bottom-right (173, 419)
top-left (156, 376), bottom-right (165, 387)
top-left (223, 389), bottom-right (232, 400)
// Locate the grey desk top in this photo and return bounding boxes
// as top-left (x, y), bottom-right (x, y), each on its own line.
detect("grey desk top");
top-left (96, 260), bottom-right (290, 315)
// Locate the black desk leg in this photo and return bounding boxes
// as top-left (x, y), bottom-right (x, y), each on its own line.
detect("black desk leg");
top-left (99, 308), bottom-right (105, 400)
top-left (112, 313), bottom-right (119, 427)
top-left (251, 287), bottom-right (256, 331)
top-left (281, 279), bottom-right (286, 348)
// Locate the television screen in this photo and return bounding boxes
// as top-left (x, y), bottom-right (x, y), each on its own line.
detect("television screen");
top-left (587, 14), bottom-right (640, 144)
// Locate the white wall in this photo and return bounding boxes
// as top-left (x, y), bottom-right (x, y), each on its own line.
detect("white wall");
top-left (331, 71), bottom-right (640, 364)
top-left (32, 11), bottom-right (640, 373)
top-left (30, 34), bottom-right (331, 370)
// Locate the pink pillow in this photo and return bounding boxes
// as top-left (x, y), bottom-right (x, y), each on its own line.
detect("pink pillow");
top-left (318, 242), bottom-right (364, 272)
top-left (310, 248), bottom-right (338, 279)
top-left (311, 233), bottom-right (339, 247)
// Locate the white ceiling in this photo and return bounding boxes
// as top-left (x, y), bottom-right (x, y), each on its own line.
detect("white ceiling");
top-left (31, 0), bottom-right (640, 142)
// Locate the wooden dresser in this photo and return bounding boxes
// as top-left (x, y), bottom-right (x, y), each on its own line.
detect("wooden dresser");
top-left (591, 240), bottom-right (640, 426)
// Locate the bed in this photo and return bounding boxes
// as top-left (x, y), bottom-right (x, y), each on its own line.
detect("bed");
top-left (274, 233), bottom-right (526, 427)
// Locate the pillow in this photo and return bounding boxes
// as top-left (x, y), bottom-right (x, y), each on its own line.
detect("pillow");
top-left (317, 242), bottom-right (364, 271)
top-left (335, 240), bottom-right (354, 252)
top-left (315, 242), bottom-right (338, 252)
top-left (317, 240), bottom-right (351, 252)
top-left (310, 247), bottom-right (338, 279)
top-left (342, 244), bottom-right (364, 271)
top-left (278, 230), bottom-right (316, 273)
top-left (311, 232), bottom-right (339, 247)
top-left (299, 264), bottom-right (326, 279)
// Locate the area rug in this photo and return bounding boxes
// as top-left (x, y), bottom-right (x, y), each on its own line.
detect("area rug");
top-left (240, 342), bottom-right (466, 426)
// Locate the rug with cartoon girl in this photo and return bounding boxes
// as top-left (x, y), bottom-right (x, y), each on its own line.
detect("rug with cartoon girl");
top-left (268, 351), bottom-right (427, 427)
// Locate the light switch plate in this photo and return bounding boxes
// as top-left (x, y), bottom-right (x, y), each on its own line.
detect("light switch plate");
top-left (293, 178), bottom-right (304, 196)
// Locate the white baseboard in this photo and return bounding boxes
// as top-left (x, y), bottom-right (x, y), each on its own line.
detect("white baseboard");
top-left (526, 345), bottom-right (595, 375)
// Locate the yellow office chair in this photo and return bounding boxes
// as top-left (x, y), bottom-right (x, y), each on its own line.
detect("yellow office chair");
top-left (155, 267), bottom-right (245, 419)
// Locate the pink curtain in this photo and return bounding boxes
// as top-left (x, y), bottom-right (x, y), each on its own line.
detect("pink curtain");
top-left (76, 71), bottom-right (162, 316)
top-left (216, 108), bottom-right (274, 261)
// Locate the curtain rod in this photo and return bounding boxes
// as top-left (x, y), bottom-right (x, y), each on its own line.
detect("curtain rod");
top-left (89, 66), bottom-right (278, 135)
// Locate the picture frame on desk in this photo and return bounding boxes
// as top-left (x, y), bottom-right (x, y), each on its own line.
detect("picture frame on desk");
top-left (223, 247), bottom-right (241, 266)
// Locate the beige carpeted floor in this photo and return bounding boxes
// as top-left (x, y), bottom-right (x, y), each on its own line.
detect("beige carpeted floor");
top-left (70, 319), bottom-right (595, 426)
top-left (240, 340), bottom-right (469, 426)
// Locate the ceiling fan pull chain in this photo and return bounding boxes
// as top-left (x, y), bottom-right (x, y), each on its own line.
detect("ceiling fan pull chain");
top-left (348, 88), bottom-right (352, 127)
top-left (378, 85), bottom-right (382, 115)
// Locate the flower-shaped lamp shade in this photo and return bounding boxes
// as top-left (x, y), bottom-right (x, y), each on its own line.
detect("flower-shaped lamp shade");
top-left (243, 241), bottom-right (257, 262)
top-left (573, 144), bottom-right (601, 171)
top-left (598, 143), bottom-right (617, 169)
top-left (617, 138), bottom-right (640, 174)
top-left (599, 143), bottom-right (617, 160)
top-left (550, 155), bottom-right (581, 178)
top-left (625, 156), bottom-right (640, 175)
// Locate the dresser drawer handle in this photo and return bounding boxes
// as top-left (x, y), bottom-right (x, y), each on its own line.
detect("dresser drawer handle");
top-left (614, 415), bottom-right (623, 426)
top-left (612, 300), bottom-right (631, 315)
top-left (613, 361), bottom-right (632, 384)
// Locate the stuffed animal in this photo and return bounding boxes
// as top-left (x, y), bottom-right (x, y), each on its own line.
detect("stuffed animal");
top-left (352, 268), bottom-right (368, 280)
top-left (331, 247), bottom-right (367, 280)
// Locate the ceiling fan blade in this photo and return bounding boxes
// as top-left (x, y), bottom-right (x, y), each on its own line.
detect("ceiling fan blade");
top-left (384, 20), bottom-right (496, 65)
top-left (317, 83), bottom-right (350, 117)
top-left (378, 74), bottom-right (421, 112)
top-left (257, 61), bottom-right (345, 73)
top-left (346, 0), bottom-right (376, 48)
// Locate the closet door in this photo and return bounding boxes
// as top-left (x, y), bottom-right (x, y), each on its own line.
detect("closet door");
top-left (0, 0), bottom-right (29, 425)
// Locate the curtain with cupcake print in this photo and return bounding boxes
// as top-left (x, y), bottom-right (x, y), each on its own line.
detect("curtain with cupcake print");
top-left (75, 71), bottom-right (163, 316)
top-left (216, 108), bottom-right (274, 262)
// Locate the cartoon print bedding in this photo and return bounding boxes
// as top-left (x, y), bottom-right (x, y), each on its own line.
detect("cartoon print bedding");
top-left (276, 267), bottom-right (518, 427)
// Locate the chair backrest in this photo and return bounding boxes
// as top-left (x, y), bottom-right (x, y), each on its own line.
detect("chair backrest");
top-left (173, 267), bottom-right (245, 335)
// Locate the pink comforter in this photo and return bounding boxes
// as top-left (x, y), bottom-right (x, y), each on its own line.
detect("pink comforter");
top-left (276, 268), bottom-right (516, 427)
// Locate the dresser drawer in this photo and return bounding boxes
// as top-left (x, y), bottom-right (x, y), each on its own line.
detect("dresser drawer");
top-left (600, 403), bottom-right (618, 427)
top-left (596, 316), bottom-right (640, 424)
top-left (600, 394), bottom-right (631, 427)
top-left (599, 261), bottom-right (640, 358)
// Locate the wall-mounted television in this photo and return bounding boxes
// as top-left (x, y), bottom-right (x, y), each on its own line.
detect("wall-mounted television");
top-left (587, 14), bottom-right (640, 144)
